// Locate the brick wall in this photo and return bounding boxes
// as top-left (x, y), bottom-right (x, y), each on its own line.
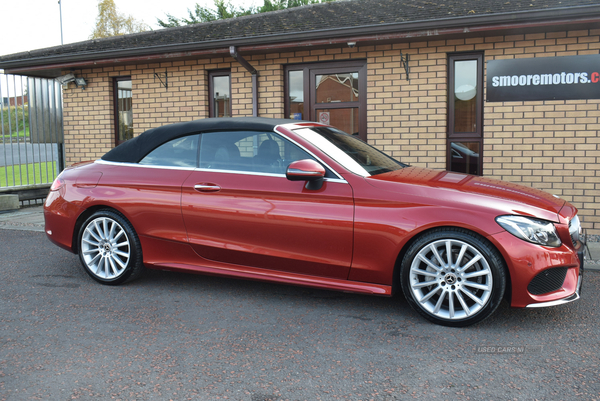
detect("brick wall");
top-left (483, 29), bottom-right (600, 232)
top-left (363, 29), bottom-right (600, 232)
top-left (61, 28), bottom-right (600, 232)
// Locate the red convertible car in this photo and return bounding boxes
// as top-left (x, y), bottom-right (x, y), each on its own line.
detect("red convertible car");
top-left (44, 117), bottom-right (584, 326)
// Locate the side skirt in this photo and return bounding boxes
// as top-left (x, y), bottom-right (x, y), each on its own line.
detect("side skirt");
top-left (146, 261), bottom-right (392, 296)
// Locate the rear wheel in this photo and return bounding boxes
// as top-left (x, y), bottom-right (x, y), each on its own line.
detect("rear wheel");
top-left (78, 210), bottom-right (143, 285)
top-left (400, 228), bottom-right (506, 327)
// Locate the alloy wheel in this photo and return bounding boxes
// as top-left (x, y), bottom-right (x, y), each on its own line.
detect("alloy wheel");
top-left (81, 216), bottom-right (131, 280)
top-left (408, 238), bottom-right (493, 321)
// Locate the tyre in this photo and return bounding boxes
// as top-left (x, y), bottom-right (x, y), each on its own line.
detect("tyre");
top-left (400, 228), bottom-right (506, 327)
top-left (78, 210), bottom-right (144, 285)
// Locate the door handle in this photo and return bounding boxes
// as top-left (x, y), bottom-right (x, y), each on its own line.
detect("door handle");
top-left (194, 183), bottom-right (221, 192)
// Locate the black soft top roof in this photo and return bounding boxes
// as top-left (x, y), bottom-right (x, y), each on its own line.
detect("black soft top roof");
top-left (101, 117), bottom-right (299, 163)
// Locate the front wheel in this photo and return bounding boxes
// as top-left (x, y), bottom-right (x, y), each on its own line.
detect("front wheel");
top-left (78, 210), bottom-right (144, 285)
top-left (400, 228), bottom-right (506, 327)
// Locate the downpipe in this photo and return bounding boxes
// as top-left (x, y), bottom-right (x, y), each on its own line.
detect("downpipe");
top-left (229, 46), bottom-right (258, 117)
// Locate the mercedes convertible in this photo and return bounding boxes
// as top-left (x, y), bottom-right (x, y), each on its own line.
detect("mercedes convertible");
top-left (44, 117), bottom-right (584, 326)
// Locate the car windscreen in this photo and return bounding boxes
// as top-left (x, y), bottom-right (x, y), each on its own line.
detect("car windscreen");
top-left (293, 126), bottom-right (406, 177)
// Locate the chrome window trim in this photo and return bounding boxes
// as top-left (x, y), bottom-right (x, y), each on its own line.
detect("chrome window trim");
top-left (292, 127), bottom-right (370, 177)
top-left (95, 160), bottom-right (348, 183)
top-left (194, 167), bottom-right (347, 183)
top-left (96, 159), bottom-right (197, 171)
top-left (196, 168), bottom-right (285, 178)
top-left (274, 125), bottom-right (345, 181)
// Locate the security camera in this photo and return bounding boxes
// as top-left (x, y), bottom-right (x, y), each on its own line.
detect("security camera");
top-left (55, 73), bottom-right (75, 85)
top-left (347, 41), bottom-right (356, 48)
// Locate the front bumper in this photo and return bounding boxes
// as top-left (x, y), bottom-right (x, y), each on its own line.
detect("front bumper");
top-left (525, 247), bottom-right (584, 308)
top-left (526, 274), bottom-right (582, 308)
top-left (490, 231), bottom-right (583, 308)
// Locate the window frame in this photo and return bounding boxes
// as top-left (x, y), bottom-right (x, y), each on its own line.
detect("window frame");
top-left (447, 53), bottom-right (484, 175)
top-left (113, 76), bottom-right (133, 146)
top-left (284, 60), bottom-right (367, 141)
top-left (208, 69), bottom-right (232, 118)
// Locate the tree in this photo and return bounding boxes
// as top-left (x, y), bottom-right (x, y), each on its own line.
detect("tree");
top-left (157, 0), bottom-right (336, 28)
top-left (258, 0), bottom-right (333, 13)
top-left (90, 0), bottom-right (150, 39)
top-left (157, 0), bottom-right (254, 27)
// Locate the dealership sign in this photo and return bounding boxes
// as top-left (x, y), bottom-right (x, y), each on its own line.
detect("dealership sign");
top-left (486, 55), bottom-right (600, 102)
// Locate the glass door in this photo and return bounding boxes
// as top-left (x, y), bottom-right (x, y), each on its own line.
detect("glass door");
top-left (447, 53), bottom-right (483, 175)
top-left (285, 61), bottom-right (367, 140)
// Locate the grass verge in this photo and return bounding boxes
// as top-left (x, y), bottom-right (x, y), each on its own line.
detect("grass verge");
top-left (0, 161), bottom-right (56, 187)
top-left (2, 129), bottom-right (29, 140)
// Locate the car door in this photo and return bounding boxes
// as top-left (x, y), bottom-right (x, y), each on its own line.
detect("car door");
top-left (181, 130), bottom-right (354, 279)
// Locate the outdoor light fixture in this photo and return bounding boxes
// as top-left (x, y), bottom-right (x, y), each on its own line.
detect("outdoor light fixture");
top-left (55, 73), bottom-right (87, 90)
top-left (75, 77), bottom-right (87, 90)
top-left (55, 73), bottom-right (75, 85)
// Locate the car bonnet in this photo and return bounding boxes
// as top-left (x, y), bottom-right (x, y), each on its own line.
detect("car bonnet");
top-left (366, 166), bottom-right (566, 223)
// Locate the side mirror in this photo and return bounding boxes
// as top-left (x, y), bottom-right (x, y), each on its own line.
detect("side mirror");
top-left (286, 159), bottom-right (326, 190)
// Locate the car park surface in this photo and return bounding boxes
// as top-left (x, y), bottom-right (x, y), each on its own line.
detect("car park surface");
top-left (1, 228), bottom-right (599, 400)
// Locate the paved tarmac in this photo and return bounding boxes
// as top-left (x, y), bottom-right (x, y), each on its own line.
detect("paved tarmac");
top-left (2, 227), bottom-right (600, 400)
top-left (2, 205), bottom-right (599, 270)
top-left (0, 205), bottom-right (45, 232)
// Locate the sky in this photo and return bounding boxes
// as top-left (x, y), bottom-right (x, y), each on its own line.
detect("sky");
top-left (0, 0), bottom-right (256, 57)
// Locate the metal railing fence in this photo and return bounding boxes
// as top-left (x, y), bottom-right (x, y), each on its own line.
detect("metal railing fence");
top-left (0, 72), bottom-right (64, 200)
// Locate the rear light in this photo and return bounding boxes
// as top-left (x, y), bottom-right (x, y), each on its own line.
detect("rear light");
top-left (50, 177), bottom-right (65, 191)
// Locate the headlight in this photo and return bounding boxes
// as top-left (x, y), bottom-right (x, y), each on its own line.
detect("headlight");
top-left (496, 215), bottom-right (561, 247)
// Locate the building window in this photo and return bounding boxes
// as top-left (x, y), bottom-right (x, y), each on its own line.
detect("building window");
top-left (285, 61), bottom-right (367, 141)
top-left (209, 70), bottom-right (231, 117)
top-left (448, 53), bottom-right (483, 175)
top-left (113, 77), bottom-right (133, 146)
